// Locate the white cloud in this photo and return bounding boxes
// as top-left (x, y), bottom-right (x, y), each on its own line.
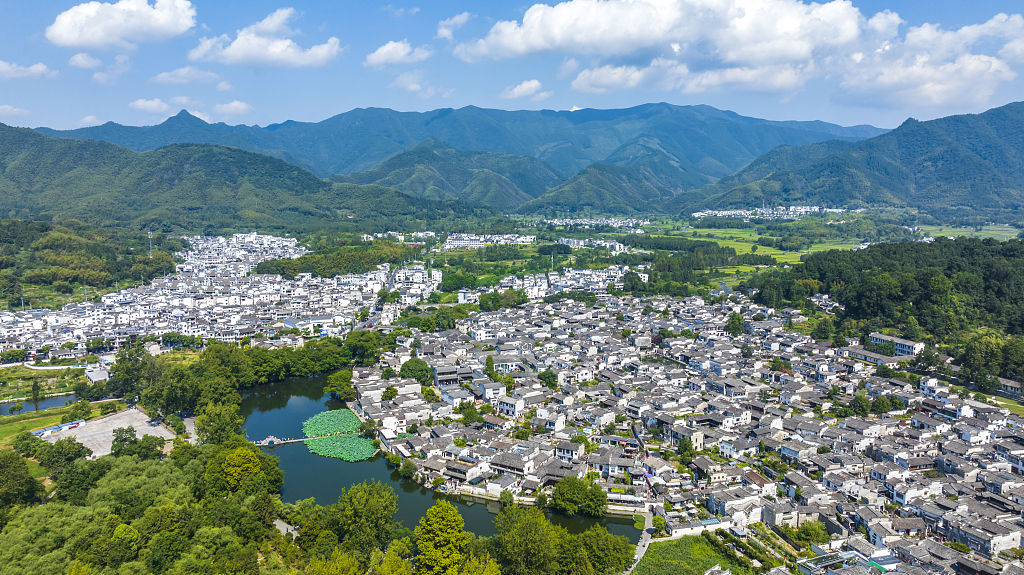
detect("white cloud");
top-left (216, 81), bottom-right (232, 91)
top-left (390, 71), bottom-right (424, 92)
top-left (129, 97), bottom-right (170, 113)
top-left (388, 71), bottom-right (443, 97)
top-left (557, 57), bottom-right (579, 78)
top-left (68, 53), bottom-right (102, 69)
top-left (152, 66), bottom-right (221, 84)
top-left (436, 12), bottom-right (472, 40)
top-left (76, 115), bottom-right (102, 127)
top-left (383, 5), bottom-right (419, 18)
top-left (214, 100), bottom-right (253, 115)
top-left (169, 96), bottom-right (198, 106)
top-left (92, 54), bottom-right (130, 85)
top-left (0, 60), bottom-right (54, 80)
top-left (451, 0), bottom-right (1024, 108)
top-left (365, 40), bottom-right (432, 67)
top-left (499, 79), bottom-right (543, 99)
top-left (0, 105), bottom-right (30, 116)
top-left (1002, 37), bottom-right (1024, 62)
top-left (532, 91), bottom-right (553, 101)
top-left (189, 8), bottom-right (342, 67)
top-left (46, 0), bottom-right (196, 49)
top-left (189, 109), bottom-right (212, 122)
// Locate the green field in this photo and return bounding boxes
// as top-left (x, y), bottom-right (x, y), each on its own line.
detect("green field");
top-left (634, 535), bottom-right (754, 575)
top-left (918, 224), bottom-right (1018, 241)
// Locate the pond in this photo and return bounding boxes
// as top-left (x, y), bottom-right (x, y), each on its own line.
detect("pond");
top-left (240, 377), bottom-right (640, 542)
top-left (0, 393), bottom-right (77, 416)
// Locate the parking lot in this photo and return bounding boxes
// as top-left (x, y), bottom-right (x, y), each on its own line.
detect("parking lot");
top-left (42, 408), bottom-right (177, 457)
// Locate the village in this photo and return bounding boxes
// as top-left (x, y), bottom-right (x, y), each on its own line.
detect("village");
top-left (1, 233), bottom-right (1024, 575)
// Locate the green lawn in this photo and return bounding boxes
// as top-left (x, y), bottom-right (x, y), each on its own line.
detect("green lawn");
top-left (0, 413), bottom-right (65, 445)
top-left (634, 535), bottom-right (754, 575)
top-left (24, 458), bottom-right (48, 480)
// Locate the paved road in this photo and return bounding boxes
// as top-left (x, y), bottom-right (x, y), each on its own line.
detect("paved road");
top-left (626, 513), bottom-right (654, 574)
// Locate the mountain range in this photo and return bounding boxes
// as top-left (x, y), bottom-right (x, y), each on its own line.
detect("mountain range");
top-left (6, 101), bottom-right (1024, 223)
top-left (689, 101), bottom-right (1024, 218)
top-left (36, 103), bottom-right (883, 181)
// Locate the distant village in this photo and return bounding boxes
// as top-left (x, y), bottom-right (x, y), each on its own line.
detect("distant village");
top-left (3, 232), bottom-right (1024, 574)
top-left (691, 206), bottom-right (857, 220)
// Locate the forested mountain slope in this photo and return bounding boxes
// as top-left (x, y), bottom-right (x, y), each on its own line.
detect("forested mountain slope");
top-left (0, 124), bottom-right (492, 233)
top-left (330, 139), bottom-right (564, 211)
top-left (696, 101), bottom-right (1024, 217)
top-left (36, 104), bottom-right (884, 180)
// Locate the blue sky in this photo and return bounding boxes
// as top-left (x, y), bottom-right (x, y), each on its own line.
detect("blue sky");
top-left (2, 0), bottom-right (1023, 130)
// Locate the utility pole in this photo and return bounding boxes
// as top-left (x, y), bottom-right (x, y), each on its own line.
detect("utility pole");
top-left (148, 231), bottom-right (153, 258)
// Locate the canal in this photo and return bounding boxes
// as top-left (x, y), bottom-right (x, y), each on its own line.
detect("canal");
top-left (240, 376), bottom-right (640, 541)
top-left (0, 393), bottom-right (77, 416)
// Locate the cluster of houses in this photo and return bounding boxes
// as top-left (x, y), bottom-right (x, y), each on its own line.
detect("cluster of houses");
top-left (439, 234), bottom-right (536, 251)
top-left (537, 218), bottom-right (651, 230)
top-left (344, 291), bottom-right (1024, 575)
top-left (690, 206), bottom-right (854, 220)
top-left (0, 234), bottom-right (441, 359)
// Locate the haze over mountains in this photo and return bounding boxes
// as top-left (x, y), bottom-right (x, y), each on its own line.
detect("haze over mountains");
top-left (4, 101), bottom-right (1024, 225)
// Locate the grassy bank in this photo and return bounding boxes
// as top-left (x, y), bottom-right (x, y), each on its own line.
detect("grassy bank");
top-left (634, 534), bottom-right (755, 575)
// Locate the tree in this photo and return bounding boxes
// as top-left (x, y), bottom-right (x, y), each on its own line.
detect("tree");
top-left (222, 447), bottom-right (263, 491)
top-left (382, 386), bottom-right (398, 401)
top-left (677, 437), bottom-right (696, 465)
top-left (106, 344), bottom-right (156, 400)
top-left (499, 490), bottom-right (514, 507)
top-left (399, 358), bottom-right (434, 386)
top-left (620, 328), bottom-right (632, 339)
top-left (492, 505), bottom-right (562, 575)
top-left (414, 500), bottom-right (472, 575)
top-left (811, 316), bottom-right (834, 341)
top-left (0, 450), bottom-right (43, 506)
top-left (398, 458), bottom-right (416, 479)
top-left (8, 402), bottom-right (22, 415)
top-left (485, 355), bottom-right (495, 377)
top-left (359, 419), bottom-right (381, 439)
top-left (652, 516), bottom-right (665, 534)
top-left (111, 426), bottom-right (165, 460)
top-left (142, 364), bottom-right (200, 415)
top-left (309, 548), bottom-right (362, 575)
top-left (725, 312), bottom-right (744, 336)
top-left (871, 395), bottom-right (892, 414)
top-left (741, 344), bottom-right (753, 359)
top-left (382, 367), bottom-right (397, 379)
top-left (329, 480), bottom-right (399, 565)
top-left (551, 477), bottom-right (607, 517)
top-left (575, 525), bottom-right (634, 574)
top-left (849, 394), bottom-right (870, 417)
top-left (36, 437), bottom-right (92, 478)
top-left (325, 370), bottom-right (357, 402)
top-left (538, 368), bottom-right (557, 389)
top-left (195, 402), bottom-right (243, 445)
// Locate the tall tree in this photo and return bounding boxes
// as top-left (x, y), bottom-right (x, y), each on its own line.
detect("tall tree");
top-left (414, 501), bottom-right (473, 575)
top-left (725, 312), bottom-right (744, 337)
top-left (492, 505), bottom-right (562, 575)
top-left (195, 402), bottom-right (243, 445)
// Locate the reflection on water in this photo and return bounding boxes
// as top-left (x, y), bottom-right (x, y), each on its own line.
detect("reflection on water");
top-left (0, 393), bottom-right (77, 416)
top-left (240, 378), bottom-right (639, 542)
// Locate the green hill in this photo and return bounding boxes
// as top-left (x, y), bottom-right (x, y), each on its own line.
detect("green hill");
top-left (0, 123), bottom-right (493, 233)
top-left (516, 163), bottom-right (673, 215)
top-left (695, 101), bottom-right (1024, 217)
top-left (331, 139), bottom-right (564, 211)
top-left (36, 104), bottom-right (884, 181)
